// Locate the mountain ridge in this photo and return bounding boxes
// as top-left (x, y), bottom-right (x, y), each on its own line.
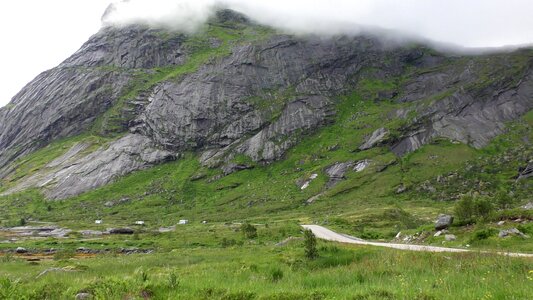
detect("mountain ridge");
top-left (0, 9), bottom-right (531, 201)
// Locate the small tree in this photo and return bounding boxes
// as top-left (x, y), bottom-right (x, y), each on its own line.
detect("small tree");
top-left (241, 223), bottom-right (257, 239)
top-left (495, 191), bottom-right (513, 210)
top-left (454, 194), bottom-right (475, 224)
top-left (474, 197), bottom-right (494, 220)
top-left (303, 229), bottom-right (318, 260)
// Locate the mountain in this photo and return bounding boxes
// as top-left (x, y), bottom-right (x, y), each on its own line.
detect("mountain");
top-left (0, 9), bottom-right (531, 207)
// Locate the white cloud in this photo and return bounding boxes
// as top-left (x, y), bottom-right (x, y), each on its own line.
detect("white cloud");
top-left (103, 0), bottom-right (218, 32)
top-left (0, 1), bottom-right (110, 107)
top-left (104, 0), bottom-right (533, 48)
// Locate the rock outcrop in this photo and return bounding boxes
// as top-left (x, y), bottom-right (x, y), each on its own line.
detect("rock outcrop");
top-left (3, 134), bottom-right (175, 199)
top-left (518, 163), bottom-right (533, 180)
top-left (359, 128), bottom-right (389, 150)
top-left (325, 162), bottom-right (354, 188)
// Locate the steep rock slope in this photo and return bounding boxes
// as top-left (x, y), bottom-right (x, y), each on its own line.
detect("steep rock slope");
top-left (0, 10), bottom-right (532, 199)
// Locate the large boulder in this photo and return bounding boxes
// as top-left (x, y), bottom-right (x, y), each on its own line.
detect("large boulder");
top-left (499, 228), bottom-right (529, 238)
top-left (15, 247), bottom-right (28, 254)
top-left (435, 214), bottom-right (454, 230)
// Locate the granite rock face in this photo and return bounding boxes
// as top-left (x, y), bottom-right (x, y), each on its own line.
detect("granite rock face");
top-left (3, 134), bottom-right (175, 199)
top-left (390, 59), bottom-right (533, 155)
top-left (0, 68), bottom-right (131, 177)
top-left (0, 9), bottom-right (532, 199)
top-left (131, 35), bottom-right (379, 163)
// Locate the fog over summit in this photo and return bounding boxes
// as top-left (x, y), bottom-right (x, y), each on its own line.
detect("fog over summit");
top-left (103, 0), bottom-right (533, 48)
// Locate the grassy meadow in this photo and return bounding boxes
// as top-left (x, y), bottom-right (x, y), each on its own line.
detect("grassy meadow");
top-left (0, 222), bottom-right (532, 300)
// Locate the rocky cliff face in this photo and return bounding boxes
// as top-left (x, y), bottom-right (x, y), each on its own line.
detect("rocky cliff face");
top-left (0, 10), bottom-right (532, 199)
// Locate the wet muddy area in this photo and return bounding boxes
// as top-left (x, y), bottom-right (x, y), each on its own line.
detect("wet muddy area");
top-left (0, 224), bottom-right (154, 261)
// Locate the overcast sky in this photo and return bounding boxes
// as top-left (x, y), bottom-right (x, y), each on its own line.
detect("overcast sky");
top-left (1, 0), bottom-right (533, 107)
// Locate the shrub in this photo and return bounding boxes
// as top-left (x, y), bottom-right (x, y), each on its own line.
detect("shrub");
top-left (303, 229), bottom-right (318, 260)
top-left (241, 223), bottom-right (257, 239)
top-left (455, 194), bottom-right (496, 224)
top-left (495, 191), bottom-right (514, 210)
top-left (516, 224), bottom-right (532, 235)
top-left (360, 231), bottom-right (384, 240)
top-left (470, 228), bottom-right (497, 242)
top-left (454, 195), bottom-right (475, 223)
top-left (220, 238), bottom-right (237, 247)
top-left (474, 197), bottom-right (494, 220)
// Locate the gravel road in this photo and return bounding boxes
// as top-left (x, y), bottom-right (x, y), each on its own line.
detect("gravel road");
top-left (302, 225), bottom-right (533, 258)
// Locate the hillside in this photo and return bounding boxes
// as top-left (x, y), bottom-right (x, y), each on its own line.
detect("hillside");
top-left (0, 8), bottom-right (531, 217)
top-left (0, 9), bottom-right (532, 299)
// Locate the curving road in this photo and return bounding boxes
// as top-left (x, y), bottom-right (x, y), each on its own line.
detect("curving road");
top-left (302, 225), bottom-right (533, 258)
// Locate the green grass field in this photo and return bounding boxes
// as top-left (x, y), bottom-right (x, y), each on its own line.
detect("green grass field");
top-left (1, 227), bottom-right (532, 299)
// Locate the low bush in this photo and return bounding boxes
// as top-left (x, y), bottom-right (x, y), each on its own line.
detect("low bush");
top-left (455, 194), bottom-right (495, 224)
top-left (241, 223), bottom-right (258, 239)
top-left (469, 228), bottom-right (497, 242)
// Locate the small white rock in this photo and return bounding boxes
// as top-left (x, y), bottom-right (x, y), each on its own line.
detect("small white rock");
top-left (444, 234), bottom-right (456, 241)
top-left (300, 181), bottom-right (310, 190)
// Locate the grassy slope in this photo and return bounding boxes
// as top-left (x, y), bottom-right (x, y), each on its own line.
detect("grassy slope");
top-left (0, 93), bottom-right (531, 252)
